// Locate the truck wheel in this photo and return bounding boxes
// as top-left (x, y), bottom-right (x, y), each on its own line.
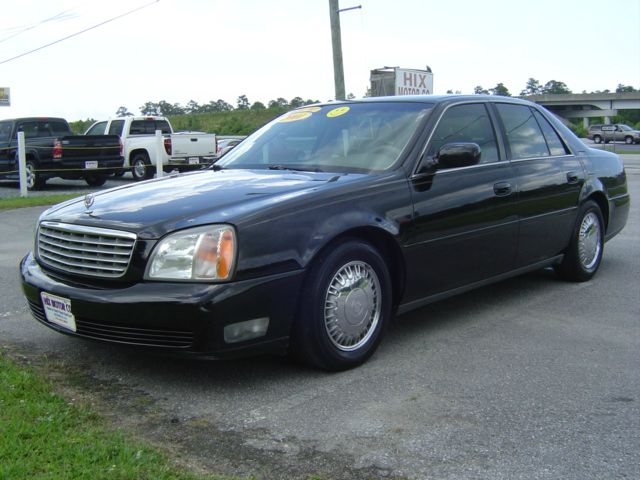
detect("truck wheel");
top-left (112, 170), bottom-right (125, 178)
top-left (624, 136), bottom-right (633, 145)
top-left (131, 152), bottom-right (154, 181)
top-left (25, 160), bottom-right (46, 191)
top-left (85, 174), bottom-right (107, 187)
top-left (593, 135), bottom-right (602, 144)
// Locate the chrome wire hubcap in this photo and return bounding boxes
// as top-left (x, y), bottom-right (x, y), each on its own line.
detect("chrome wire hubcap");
top-left (578, 212), bottom-right (601, 271)
top-left (324, 261), bottom-right (381, 351)
top-left (26, 164), bottom-right (35, 188)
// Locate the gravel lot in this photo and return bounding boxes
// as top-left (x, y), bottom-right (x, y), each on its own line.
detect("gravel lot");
top-left (1, 157), bottom-right (638, 479)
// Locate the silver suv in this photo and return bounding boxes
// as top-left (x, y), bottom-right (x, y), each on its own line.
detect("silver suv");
top-left (588, 124), bottom-right (640, 144)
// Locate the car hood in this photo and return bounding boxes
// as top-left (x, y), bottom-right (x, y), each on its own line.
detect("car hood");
top-left (40, 169), bottom-right (362, 238)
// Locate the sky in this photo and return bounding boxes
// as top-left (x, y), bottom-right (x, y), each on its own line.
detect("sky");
top-left (1, 0), bottom-right (639, 121)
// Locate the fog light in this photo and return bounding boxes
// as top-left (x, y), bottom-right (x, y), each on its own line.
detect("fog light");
top-left (224, 317), bottom-right (269, 344)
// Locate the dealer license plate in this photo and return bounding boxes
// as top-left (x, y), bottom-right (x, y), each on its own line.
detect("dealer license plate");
top-left (40, 292), bottom-right (76, 332)
top-left (188, 157), bottom-right (199, 165)
top-left (85, 160), bottom-right (98, 169)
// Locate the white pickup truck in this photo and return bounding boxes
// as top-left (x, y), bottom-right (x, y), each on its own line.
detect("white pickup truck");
top-left (85, 116), bottom-right (217, 181)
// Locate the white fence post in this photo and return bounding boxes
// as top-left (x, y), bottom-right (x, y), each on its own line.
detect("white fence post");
top-left (155, 129), bottom-right (164, 178)
top-left (17, 131), bottom-right (27, 197)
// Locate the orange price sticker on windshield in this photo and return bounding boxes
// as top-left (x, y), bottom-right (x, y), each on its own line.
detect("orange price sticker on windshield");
top-left (279, 111), bottom-right (312, 123)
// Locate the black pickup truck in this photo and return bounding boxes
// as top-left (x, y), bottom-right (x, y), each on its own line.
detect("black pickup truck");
top-left (0, 117), bottom-right (123, 190)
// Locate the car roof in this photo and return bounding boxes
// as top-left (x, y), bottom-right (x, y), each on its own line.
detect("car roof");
top-left (312, 94), bottom-right (539, 108)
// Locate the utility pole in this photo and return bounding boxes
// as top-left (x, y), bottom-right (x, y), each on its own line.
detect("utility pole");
top-left (329, 0), bottom-right (345, 101)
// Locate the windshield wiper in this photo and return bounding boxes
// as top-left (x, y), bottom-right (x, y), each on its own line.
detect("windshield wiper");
top-left (209, 163), bottom-right (224, 171)
top-left (268, 164), bottom-right (324, 173)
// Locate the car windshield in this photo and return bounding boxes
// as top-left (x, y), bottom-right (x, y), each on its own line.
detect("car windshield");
top-left (218, 102), bottom-right (432, 173)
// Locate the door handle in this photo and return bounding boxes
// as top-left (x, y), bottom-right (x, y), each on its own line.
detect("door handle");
top-left (493, 181), bottom-right (512, 197)
top-left (566, 171), bottom-right (579, 184)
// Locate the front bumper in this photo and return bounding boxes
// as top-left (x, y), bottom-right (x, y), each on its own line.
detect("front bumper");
top-left (20, 252), bottom-right (304, 358)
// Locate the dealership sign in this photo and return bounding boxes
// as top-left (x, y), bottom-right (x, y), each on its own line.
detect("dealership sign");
top-left (395, 69), bottom-right (433, 95)
top-left (0, 87), bottom-right (9, 106)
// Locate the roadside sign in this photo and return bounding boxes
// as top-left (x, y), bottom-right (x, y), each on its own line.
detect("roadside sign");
top-left (394, 69), bottom-right (433, 95)
top-left (0, 87), bottom-right (9, 106)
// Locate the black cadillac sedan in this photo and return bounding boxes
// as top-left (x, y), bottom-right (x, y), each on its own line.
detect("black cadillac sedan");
top-left (21, 96), bottom-right (629, 370)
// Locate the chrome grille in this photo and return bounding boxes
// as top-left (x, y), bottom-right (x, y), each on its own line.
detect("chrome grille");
top-left (37, 221), bottom-right (136, 278)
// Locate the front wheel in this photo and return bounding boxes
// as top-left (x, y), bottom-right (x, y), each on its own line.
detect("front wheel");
top-left (554, 200), bottom-right (604, 282)
top-left (291, 239), bottom-right (392, 371)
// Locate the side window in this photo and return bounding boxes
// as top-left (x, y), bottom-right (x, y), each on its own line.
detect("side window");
top-left (50, 121), bottom-right (71, 136)
top-left (532, 111), bottom-right (569, 156)
top-left (108, 120), bottom-right (125, 136)
top-left (496, 104), bottom-right (548, 159)
top-left (17, 122), bottom-right (40, 139)
top-left (86, 121), bottom-right (107, 136)
top-left (427, 103), bottom-right (499, 164)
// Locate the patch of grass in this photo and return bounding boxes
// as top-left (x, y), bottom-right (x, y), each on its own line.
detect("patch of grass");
top-left (0, 194), bottom-right (81, 211)
top-left (0, 352), bottom-right (228, 480)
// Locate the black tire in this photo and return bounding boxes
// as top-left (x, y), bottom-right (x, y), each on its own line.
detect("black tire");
top-left (593, 135), bottom-right (602, 144)
top-left (554, 200), bottom-right (604, 282)
top-left (84, 174), bottom-right (107, 187)
top-left (291, 239), bottom-right (392, 371)
top-left (131, 152), bottom-right (154, 181)
top-left (25, 160), bottom-right (45, 191)
top-left (112, 170), bottom-right (125, 178)
top-left (624, 136), bottom-right (633, 145)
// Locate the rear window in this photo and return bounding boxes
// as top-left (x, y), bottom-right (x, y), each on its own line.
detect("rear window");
top-left (129, 120), bottom-right (171, 135)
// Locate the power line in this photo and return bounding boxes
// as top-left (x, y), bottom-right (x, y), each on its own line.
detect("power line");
top-left (0, 0), bottom-right (159, 66)
top-left (0, 10), bottom-right (77, 45)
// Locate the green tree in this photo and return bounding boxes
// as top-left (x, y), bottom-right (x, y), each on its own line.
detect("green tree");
top-left (250, 101), bottom-right (266, 110)
top-left (115, 106), bottom-right (132, 117)
top-left (236, 95), bottom-right (250, 110)
top-left (541, 80), bottom-right (571, 94)
top-left (185, 100), bottom-right (201, 114)
top-left (520, 78), bottom-right (542, 96)
top-left (268, 97), bottom-right (289, 109)
top-left (490, 83), bottom-right (511, 97)
top-left (616, 84), bottom-right (637, 93)
top-left (289, 96), bottom-right (305, 108)
top-left (140, 101), bottom-right (160, 115)
top-left (474, 85), bottom-right (489, 95)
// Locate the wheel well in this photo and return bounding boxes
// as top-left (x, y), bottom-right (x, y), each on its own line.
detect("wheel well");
top-left (129, 149), bottom-right (149, 162)
top-left (313, 227), bottom-right (406, 310)
top-left (587, 192), bottom-right (609, 231)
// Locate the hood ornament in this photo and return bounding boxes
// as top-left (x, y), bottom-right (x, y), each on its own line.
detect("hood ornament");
top-left (84, 193), bottom-right (95, 211)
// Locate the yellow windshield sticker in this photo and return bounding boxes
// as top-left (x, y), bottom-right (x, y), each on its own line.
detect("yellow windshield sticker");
top-left (326, 106), bottom-right (350, 118)
top-left (279, 111), bottom-right (312, 123)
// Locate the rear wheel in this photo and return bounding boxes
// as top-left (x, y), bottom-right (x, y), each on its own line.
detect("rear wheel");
top-left (25, 160), bottom-right (45, 191)
top-left (131, 152), bottom-right (154, 181)
top-left (554, 200), bottom-right (604, 282)
top-left (624, 136), bottom-right (633, 145)
top-left (593, 135), bottom-right (602, 144)
top-left (85, 174), bottom-right (107, 187)
top-left (291, 239), bottom-right (392, 371)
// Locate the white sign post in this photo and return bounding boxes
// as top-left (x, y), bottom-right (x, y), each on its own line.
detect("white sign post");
top-left (17, 132), bottom-right (28, 197)
top-left (155, 129), bottom-right (164, 178)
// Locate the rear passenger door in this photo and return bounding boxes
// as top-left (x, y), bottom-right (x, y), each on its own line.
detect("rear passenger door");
top-left (493, 103), bottom-right (584, 267)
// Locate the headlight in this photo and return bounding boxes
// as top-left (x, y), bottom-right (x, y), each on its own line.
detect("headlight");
top-left (145, 225), bottom-right (236, 281)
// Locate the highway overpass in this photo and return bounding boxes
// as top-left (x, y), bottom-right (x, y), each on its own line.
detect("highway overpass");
top-left (523, 92), bottom-right (640, 127)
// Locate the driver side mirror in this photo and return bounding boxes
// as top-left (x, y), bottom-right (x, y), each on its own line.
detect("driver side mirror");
top-left (434, 142), bottom-right (481, 170)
